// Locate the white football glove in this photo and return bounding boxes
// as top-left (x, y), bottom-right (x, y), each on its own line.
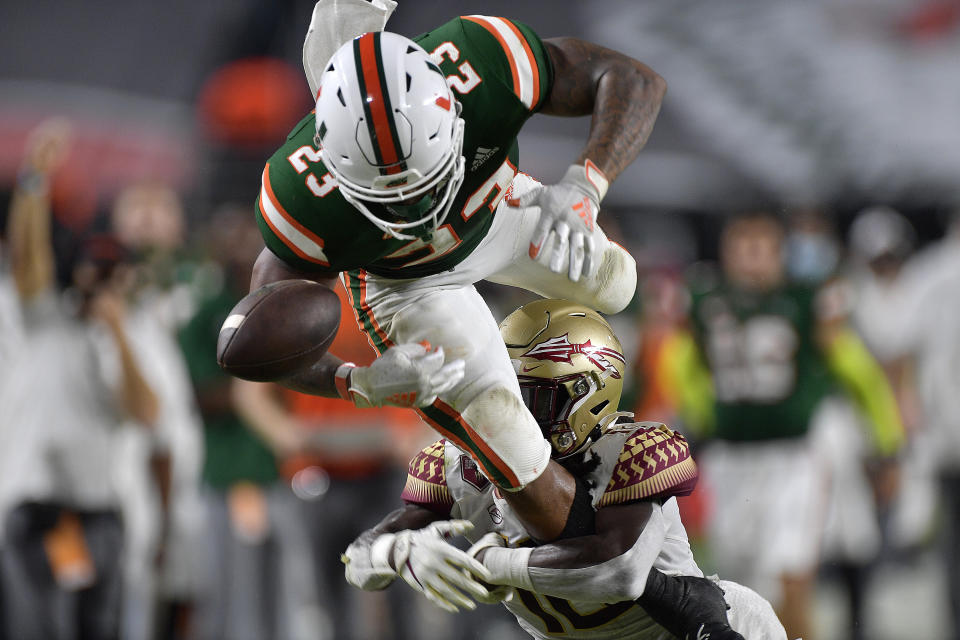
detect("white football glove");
top-left (509, 161), bottom-right (609, 282)
top-left (345, 343), bottom-right (465, 408)
top-left (343, 520), bottom-right (493, 612)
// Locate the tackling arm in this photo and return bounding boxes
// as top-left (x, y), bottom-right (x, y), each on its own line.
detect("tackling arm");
top-left (341, 502), bottom-right (493, 612)
top-left (474, 500), bottom-right (665, 603)
top-left (475, 499), bottom-right (743, 638)
top-left (542, 38), bottom-right (666, 182)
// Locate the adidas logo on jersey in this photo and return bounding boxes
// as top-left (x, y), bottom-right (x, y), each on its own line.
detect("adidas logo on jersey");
top-left (471, 146), bottom-right (499, 171)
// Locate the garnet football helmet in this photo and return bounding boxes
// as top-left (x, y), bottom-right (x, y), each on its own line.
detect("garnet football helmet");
top-left (500, 299), bottom-right (627, 459)
top-left (314, 31), bottom-right (465, 240)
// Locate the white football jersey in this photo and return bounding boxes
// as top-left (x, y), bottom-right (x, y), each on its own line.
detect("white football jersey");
top-left (401, 422), bottom-right (702, 639)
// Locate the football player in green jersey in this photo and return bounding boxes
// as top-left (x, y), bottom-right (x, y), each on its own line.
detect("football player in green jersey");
top-left (668, 212), bottom-right (904, 640)
top-left (245, 10), bottom-right (666, 545)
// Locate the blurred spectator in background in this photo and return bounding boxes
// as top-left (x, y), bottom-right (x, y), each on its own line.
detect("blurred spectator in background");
top-left (667, 212), bottom-right (904, 640)
top-left (889, 210), bottom-right (960, 640)
top-left (847, 206), bottom-right (918, 389)
top-left (0, 119), bottom-right (158, 640)
top-left (178, 205), bottom-right (322, 640)
top-left (783, 208), bottom-right (888, 640)
top-left (277, 283), bottom-right (447, 640)
top-left (631, 270), bottom-right (692, 426)
top-left (783, 209), bottom-right (842, 286)
top-left (108, 181), bottom-right (205, 640)
top-left (845, 207), bottom-right (939, 557)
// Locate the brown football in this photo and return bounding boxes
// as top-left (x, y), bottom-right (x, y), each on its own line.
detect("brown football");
top-left (217, 279), bottom-right (341, 382)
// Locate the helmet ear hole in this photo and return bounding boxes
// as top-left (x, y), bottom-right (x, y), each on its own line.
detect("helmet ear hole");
top-left (589, 400), bottom-right (609, 416)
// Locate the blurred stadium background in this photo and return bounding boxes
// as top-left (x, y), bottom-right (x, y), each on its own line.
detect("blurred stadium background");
top-left (1, 1), bottom-right (958, 639)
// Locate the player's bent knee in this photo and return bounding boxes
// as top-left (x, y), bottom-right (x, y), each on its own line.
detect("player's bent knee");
top-left (460, 386), bottom-right (552, 490)
top-left (588, 243), bottom-right (637, 315)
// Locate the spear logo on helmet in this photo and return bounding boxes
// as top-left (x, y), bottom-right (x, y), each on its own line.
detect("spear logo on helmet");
top-left (521, 334), bottom-right (624, 378)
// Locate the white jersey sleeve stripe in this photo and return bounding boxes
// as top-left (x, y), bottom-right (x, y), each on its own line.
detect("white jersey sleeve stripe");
top-left (259, 165), bottom-right (330, 266)
top-left (465, 15), bottom-right (539, 110)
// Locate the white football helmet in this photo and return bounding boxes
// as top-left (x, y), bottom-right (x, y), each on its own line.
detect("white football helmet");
top-left (314, 31), bottom-right (466, 240)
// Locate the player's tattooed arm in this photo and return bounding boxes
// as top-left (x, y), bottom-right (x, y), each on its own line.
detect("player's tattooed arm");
top-left (542, 38), bottom-right (666, 182)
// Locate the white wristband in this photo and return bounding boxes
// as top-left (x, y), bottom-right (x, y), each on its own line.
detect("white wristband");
top-left (335, 362), bottom-right (357, 401)
top-left (482, 546), bottom-right (534, 591)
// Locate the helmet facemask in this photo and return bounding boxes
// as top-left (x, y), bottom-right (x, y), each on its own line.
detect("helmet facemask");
top-left (519, 371), bottom-right (611, 458)
top-left (320, 115), bottom-right (465, 241)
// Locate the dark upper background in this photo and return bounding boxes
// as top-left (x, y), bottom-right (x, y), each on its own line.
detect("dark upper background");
top-left (2, 0), bottom-right (958, 252)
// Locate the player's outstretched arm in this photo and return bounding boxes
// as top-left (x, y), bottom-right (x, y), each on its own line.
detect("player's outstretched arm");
top-left (542, 38), bottom-right (666, 182)
top-left (247, 247), bottom-right (346, 397)
top-left (243, 248), bottom-right (464, 404)
top-left (471, 500), bottom-right (743, 638)
top-left (471, 500), bottom-right (663, 603)
top-left (342, 503), bottom-right (493, 613)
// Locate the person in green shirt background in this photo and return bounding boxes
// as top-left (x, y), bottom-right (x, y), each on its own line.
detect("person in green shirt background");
top-left (178, 205), bottom-right (321, 640)
top-left (666, 212), bottom-right (904, 640)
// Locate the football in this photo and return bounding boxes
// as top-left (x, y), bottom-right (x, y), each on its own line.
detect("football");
top-left (217, 279), bottom-right (341, 382)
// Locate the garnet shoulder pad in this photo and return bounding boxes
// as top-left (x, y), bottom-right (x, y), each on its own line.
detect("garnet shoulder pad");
top-left (598, 424), bottom-right (699, 508)
top-left (400, 440), bottom-right (454, 515)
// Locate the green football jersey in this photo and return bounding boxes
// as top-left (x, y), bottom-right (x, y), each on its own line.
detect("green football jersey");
top-left (688, 282), bottom-right (837, 441)
top-left (256, 16), bottom-right (554, 279)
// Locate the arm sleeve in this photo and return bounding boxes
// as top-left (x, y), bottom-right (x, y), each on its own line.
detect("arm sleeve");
top-left (823, 327), bottom-right (906, 457)
top-left (483, 502), bottom-right (668, 603)
top-left (663, 330), bottom-right (716, 439)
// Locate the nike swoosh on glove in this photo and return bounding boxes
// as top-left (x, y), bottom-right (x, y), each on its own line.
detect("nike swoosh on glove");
top-left (508, 160), bottom-right (609, 282)
top-left (346, 343), bottom-right (465, 408)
